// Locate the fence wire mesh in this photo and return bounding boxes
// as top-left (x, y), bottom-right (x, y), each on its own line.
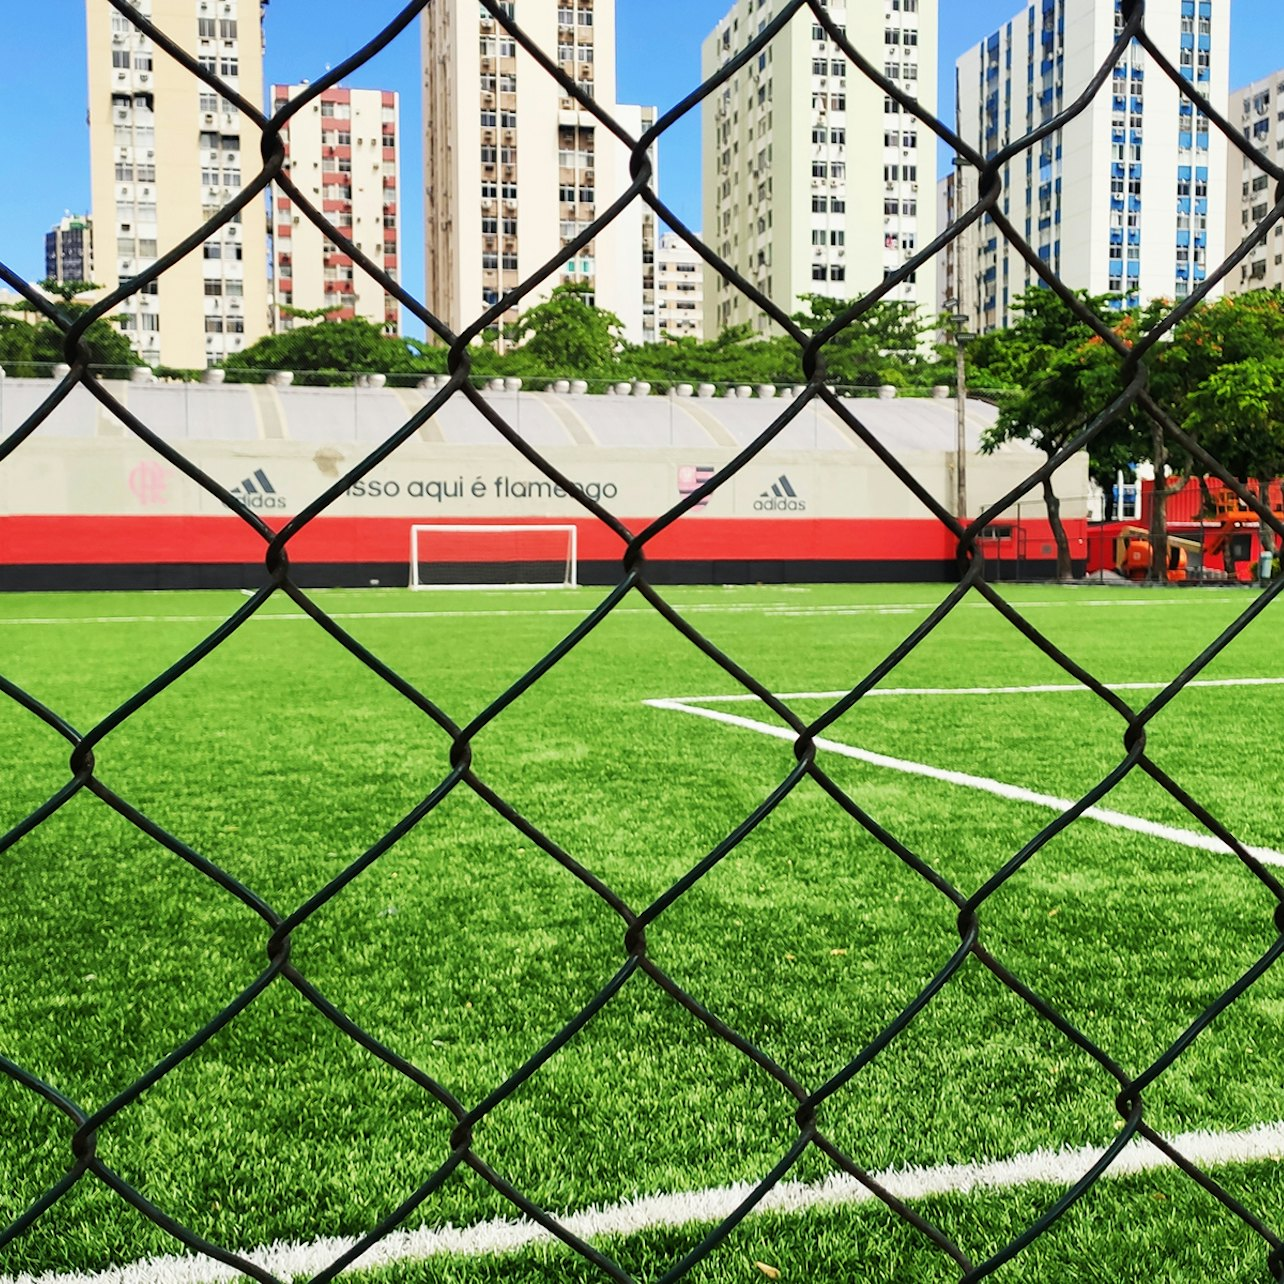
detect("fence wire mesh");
top-left (3, 0), bottom-right (1284, 1279)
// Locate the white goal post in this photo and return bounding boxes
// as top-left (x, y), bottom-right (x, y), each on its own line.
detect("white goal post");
top-left (409, 523), bottom-right (579, 590)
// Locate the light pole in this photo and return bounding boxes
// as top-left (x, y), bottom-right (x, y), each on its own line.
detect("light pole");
top-left (942, 299), bottom-right (973, 521)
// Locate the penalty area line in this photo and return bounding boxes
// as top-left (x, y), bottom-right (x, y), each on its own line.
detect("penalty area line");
top-left (644, 698), bottom-right (1284, 869)
top-left (658, 675), bottom-right (1284, 704)
top-left (6, 1121), bottom-right (1284, 1284)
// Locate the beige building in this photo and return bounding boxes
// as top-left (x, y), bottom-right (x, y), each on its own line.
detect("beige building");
top-left (1225, 72), bottom-right (1284, 294)
top-left (86, 0), bottom-right (269, 368)
top-left (271, 84), bottom-right (401, 333)
top-left (654, 231), bottom-right (704, 339)
top-left (701, 1), bottom-right (938, 338)
top-left (421, 0), bottom-right (658, 345)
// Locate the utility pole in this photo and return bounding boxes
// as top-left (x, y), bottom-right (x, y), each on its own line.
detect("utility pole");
top-left (943, 299), bottom-right (972, 521)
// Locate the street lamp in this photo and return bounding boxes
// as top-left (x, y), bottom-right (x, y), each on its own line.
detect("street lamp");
top-left (942, 299), bottom-right (973, 521)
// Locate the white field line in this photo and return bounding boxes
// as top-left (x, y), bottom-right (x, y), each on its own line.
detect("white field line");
top-left (0, 604), bottom-right (915, 627)
top-left (663, 676), bottom-right (1284, 703)
top-left (0, 596), bottom-right (1252, 628)
top-left (643, 697), bottom-right (1284, 869)
top-left (6, 1121), bottom-right (1284, 1284)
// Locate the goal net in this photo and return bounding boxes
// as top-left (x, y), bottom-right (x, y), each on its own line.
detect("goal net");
top-left (409, 523), bottom-right (579, 590)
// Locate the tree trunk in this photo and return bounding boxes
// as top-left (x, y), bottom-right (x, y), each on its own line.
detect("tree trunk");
top-left (1148, 420), bottom-right (1169, 582)
top-left (1042, 472), bottom-right (1074, 582)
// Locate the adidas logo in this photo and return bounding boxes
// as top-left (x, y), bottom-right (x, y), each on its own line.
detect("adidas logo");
top-left (754, 474), bottom-right (806, 512)
top-left (230, 468), bottom-right (287, 510)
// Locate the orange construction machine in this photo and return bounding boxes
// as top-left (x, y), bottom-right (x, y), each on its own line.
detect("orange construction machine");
top-left (1114, 526), bottom-right (1202, 582)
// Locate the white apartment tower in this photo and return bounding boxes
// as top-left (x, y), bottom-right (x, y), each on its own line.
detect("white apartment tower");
top-left (1225, 72), bottom-right (1284, 294)
top-left (86, 0), bottom-right (270, 367)
top-left (654, 231), bottom-right (705, 339)
top-left (953, 0), bottom-right (1228, 331)
top-left (271, 84), bottom-right (401, 334)
top-left (421, 1), bottom-right (658, 344)
top-left (701, 0), bottom-right (938, 338)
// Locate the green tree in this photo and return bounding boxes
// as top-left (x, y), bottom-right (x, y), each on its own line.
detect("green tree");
top-left (0, 295), bottom-right (142, 376)
top-left (974, 288), bottom-right (1139, 580)
top-left (221, 317), bottom-right (445, 384)
top-left (1141, 291), bottom-right (1284, 574)
top-left (501, 283), bottom-right (624, 381)
top-left (37, 278), bottom-right (101, 305)
top-left (790, 295), bottom-right (939, 388)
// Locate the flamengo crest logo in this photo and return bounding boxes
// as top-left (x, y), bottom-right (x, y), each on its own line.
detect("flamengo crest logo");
top-left (128, 459), bottom-right (169, 506)
top-left (754, 474), bottom-right (806, 512)
top-left (677, 464), bottom-right (716, 510)
top-left (230, 469), bottom-right (287, 510)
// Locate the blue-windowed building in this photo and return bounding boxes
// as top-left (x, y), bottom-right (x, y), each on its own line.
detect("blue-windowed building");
top-left (948, 0), bottom-right (1228, 330)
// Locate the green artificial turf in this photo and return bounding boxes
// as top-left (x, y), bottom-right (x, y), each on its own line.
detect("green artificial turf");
top-left (0, 582), bottom-right (1282, 1282)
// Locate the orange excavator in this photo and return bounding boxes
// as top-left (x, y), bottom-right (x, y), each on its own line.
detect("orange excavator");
top-left (1113, 526), bottom-right (1202, 582)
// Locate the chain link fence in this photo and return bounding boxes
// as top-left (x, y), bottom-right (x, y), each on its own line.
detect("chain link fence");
top-left (3, 0), bottom-right (1284, 1279)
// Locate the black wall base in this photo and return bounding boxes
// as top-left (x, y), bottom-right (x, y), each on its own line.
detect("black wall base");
top-left (0, 557), bottom-right (1082, 593)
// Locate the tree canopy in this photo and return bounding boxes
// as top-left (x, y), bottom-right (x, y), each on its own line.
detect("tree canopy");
top-left (0, 296), bottom-right (142, 376)
top-left (221, 316), bottom-right (446, 384)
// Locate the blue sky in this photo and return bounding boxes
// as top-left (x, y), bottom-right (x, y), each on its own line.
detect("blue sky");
top-left (2, 0), bottom-right (1281, 323)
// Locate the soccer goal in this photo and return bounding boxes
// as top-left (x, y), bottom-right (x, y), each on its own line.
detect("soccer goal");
top-left (409, 523), bottom-right (579, 590)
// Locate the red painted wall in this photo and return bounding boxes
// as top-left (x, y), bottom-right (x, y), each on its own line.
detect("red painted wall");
top-left (0, 515), bottom-right (973, 567)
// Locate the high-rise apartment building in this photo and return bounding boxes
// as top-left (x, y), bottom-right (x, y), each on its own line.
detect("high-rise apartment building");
top-left (271, 84), bottom-right (401, 334)
top-left (952, 0), bottom-right (1228, 331)
top-left (701, 1), bottom-right (938, 338)
top-left (421, 1), bottom-right (657, 344)
top-left (654, 231), bottom-right (705, 339)
top-left (45, 214), bottom-right (95, 286)
top-left (86, 0), bottom-right (269, 367)
top-left (1225, 72), bottom-right (1284, 293)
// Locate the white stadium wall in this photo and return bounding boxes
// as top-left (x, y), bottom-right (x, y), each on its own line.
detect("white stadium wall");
top-left (0, 380), bottom-right (1088, 588)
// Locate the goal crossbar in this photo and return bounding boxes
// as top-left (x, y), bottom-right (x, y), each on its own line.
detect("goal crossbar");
top-left (409, 523), bottom-right (579, 590)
